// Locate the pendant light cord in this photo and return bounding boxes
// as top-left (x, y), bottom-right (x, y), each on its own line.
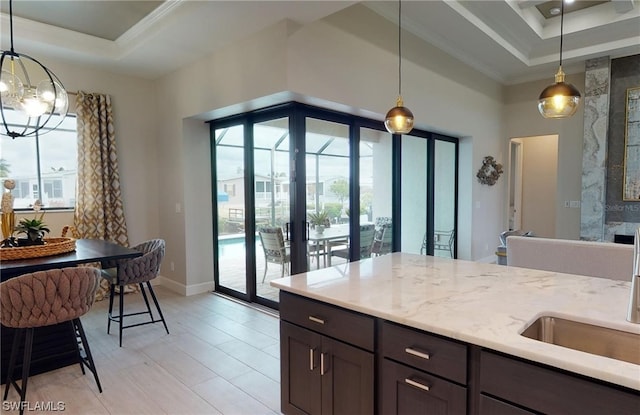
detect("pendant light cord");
top-left (559, 0), bottom-right (564, 67)
top-left (398, 0), bottom-right (402, 97)
top-left (9, 0), bottom-right (15, 53)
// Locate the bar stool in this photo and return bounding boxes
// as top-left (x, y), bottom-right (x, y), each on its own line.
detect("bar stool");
top-left (100, 239), bottom-right (169, 347)
top-left (0, 267), bottom-right (103, 414)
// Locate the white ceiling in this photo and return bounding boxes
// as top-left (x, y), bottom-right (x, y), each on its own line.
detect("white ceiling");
top-left (1, 0), bottom-right (638, 85)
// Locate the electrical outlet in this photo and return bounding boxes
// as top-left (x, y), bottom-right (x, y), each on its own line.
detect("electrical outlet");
top-left (564, 201), bottom-right (570, 208)
top-left (570, 200), bottom-right (581, 208)
top-left (170, 261), bottom-right (175, 271)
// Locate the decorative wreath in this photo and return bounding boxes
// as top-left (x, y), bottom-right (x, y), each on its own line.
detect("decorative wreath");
top-left (476, 156), bottom-right (503, 186)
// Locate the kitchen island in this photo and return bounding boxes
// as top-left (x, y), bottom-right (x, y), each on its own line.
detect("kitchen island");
top-left (271, 253), bottom-right (640, 414)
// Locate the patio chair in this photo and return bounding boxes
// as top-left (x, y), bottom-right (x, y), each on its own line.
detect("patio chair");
top-left (331, 224), bottom-right (376, 262)
top-left (258, 226), bottom-right (290, 282)
top-left (371, 224), bottom-right (392, 256)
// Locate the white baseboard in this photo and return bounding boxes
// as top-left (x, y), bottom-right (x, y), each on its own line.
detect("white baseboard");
top-left (156, 275), bottom-right (214, 296)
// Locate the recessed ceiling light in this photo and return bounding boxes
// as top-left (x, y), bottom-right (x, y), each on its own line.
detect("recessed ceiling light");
top-left (549, 7), bottom-right (561, 15)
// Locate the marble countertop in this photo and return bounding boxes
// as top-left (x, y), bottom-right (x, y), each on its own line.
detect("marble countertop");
top-left (271, 253), bottom-right (640, 391)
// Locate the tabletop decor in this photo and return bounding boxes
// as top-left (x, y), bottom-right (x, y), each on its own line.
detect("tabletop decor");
top-left (0, 237), bottom-right (76, 261)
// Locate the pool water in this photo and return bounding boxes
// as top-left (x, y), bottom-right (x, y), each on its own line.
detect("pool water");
top-left (219, 235), bottom-right (259, 257)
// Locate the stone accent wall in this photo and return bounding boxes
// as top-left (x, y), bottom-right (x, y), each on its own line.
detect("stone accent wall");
top-left (581, 54), bottom-right (640, 241)
top-left (604, 55), bottom-right (640, 240)
top-left (580, 57), bottom-right (610, 241)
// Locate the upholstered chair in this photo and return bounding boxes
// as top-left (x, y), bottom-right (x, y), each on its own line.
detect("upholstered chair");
top-left (1, 267), bottom-right (102, 413)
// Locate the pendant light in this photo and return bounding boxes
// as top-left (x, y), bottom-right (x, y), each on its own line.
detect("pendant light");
top-left (538, 0), bottom-right (581, 119)
top-left (0, 0), bottom-right (68, 138)
top-left (385, 0), bottom-right (414, 134)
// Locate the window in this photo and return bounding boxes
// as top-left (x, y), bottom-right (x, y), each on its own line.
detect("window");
top-left (0, 109), bottom-right (77, 209)
top-left (224, 183), bottom-right (236, 197)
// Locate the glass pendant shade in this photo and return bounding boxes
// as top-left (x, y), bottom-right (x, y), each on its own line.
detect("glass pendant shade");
top-left (0, 0), bottom-right (68, 138)
top-left (385, 96), bottom-right (414, 134)
top-left (537, 0), bottom-right (581, 119)
top-left (538, 67), bottom-right (581, 118)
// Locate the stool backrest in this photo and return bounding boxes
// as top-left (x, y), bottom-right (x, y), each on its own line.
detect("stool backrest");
top-left (0, 267), bottom-right (100, 329)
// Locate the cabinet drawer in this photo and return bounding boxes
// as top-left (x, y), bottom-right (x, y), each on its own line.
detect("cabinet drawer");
top-left (479, 395), bottom-right (534, 415)
top-left (382, 359), bottom-right (467, 415)
top-left (381, 321), bottom-right (467, 384)
top-left (480, 350), bottom-right (640, 414)
top-left (280, 291), bottom-right (374, 351)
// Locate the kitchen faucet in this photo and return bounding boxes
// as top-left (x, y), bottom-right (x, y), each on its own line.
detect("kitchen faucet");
top-left (626, 227), bottom-right (640, 323)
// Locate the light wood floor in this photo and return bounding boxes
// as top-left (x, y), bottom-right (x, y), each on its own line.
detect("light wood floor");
top-left (2, 287), bottom-right (282, 414)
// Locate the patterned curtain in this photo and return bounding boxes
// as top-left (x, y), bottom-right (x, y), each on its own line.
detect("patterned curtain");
top-left (74, 92), bottom-right (130, 300)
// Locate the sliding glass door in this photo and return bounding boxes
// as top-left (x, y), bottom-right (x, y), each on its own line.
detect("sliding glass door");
top-left (214, 124), bottom-right (248, 296)
top-left (210, 103), bottom-right (457, 309)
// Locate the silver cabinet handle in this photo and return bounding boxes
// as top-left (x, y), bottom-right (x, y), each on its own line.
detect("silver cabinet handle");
top-left (308, 316), bottom-right (325, 325)
top-left (405, 347), bottom-right (430, 360)
top-left (309, 348), bottom-right (315, 371)
top-left (320, 352), bottom-right (327, 375)
top-left (405, 378), bottom-right (430, 392)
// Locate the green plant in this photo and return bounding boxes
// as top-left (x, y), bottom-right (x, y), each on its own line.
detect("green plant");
top-left (308, 210), bottom-right (329, 227)
top-left (15, 214), bottom-right (50, 242)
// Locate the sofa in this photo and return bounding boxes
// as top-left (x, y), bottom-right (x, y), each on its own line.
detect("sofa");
top-left (506, 236), bottom-right (634, 281)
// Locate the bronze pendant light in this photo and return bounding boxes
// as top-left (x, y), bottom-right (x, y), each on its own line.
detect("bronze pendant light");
top-left (538, 0), bottom-right (581, 119)
top-left (385, 0), bottom-right (414, 134)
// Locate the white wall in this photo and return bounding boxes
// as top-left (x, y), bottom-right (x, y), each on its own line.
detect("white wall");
top-left (16, 5), bottom-right (509, 294)
top-left (503, 75), bottom-right (585, 240)
top-left (150, 5), bottom-right (506, 292)
top-left (19, 58), bottom-right (159, 247)
top-left (520, 135), bottom-right (558, 238)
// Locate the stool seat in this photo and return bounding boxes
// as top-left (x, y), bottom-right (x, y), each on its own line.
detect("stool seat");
top-left (0, 267), bottom-right (103, 414)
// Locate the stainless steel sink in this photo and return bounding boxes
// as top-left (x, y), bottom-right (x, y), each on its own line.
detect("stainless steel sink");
top-left (521, 316), bottom-right (640, 365)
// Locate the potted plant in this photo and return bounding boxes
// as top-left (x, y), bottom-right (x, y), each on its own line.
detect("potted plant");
top-left (308, 211), bottom-right (329, 234)
top-left (15, 214), bottom-right (50, 246)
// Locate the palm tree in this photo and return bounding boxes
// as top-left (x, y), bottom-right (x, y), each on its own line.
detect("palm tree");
top-left (0, 158), bottom-right (10, 177)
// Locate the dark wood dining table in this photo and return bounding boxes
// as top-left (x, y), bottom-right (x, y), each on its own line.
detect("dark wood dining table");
top-left (0, 239), bottom-right (142, 381)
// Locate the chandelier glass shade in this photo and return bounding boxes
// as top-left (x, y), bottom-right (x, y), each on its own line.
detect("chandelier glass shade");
top-left (538, 0), bottom-right (581, 119)
top-left (0, 0), bottom-right (68, 138)
top-left (385, 0), bottom-right (414, 134)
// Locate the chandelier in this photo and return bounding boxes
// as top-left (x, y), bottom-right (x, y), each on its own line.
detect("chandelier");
top-left (0, 0), bottom-right (68, 138)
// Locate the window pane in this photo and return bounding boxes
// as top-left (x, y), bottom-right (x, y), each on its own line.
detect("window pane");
top-left (0, 111), bottom-right (77, 209)
top-left (38, 119), bottom-right (78, 208)
top-left (434, 140), bottom-right (456, 258)
top-left (401, 135), bottom-right (428, 254)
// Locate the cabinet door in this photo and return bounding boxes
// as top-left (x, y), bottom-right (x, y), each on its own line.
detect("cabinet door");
top-left (382, 359), bottom-right (466, 415)
top-left (321, 337), bottom-right (374, 415)
top-left (281, 321), bottom-right (322, 415)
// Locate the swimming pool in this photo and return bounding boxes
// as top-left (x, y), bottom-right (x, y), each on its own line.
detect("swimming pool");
top-left (218, 234), bottom-right (259, 257)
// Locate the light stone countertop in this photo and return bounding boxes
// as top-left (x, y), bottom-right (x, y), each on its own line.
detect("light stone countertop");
top-left (270, 252), bottom-right (640, 391)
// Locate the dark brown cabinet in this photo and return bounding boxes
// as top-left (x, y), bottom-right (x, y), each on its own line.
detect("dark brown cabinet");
top-left (479, 350), bottom-right (640, 414)
top-left (280, 292), bottom-right (374, 415)
top-left (279, 291), bottom-right (640, 415)
top-left (380, 321), bottom-right (468, 415)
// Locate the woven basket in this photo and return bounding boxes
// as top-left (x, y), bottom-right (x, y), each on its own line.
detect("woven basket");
top-left (0, 237), bottom-right (76, 261)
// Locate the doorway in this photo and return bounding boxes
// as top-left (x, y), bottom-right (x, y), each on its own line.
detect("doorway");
top-left (507, 135), bottom-right (558, 237)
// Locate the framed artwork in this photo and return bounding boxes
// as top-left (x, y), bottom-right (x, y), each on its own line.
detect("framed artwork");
top-left (623, 86), bottom-right (640, 201)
